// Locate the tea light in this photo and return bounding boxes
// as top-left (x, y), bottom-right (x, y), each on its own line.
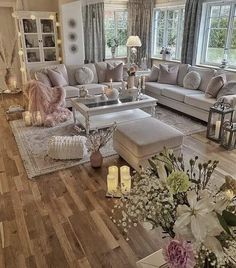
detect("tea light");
top-left (24, 111), bottom-right (32, 126)
top-left (121, 175), bottom-right (131, 194)
top-left (107, 174), bottom-right (118, 194)
top-left (120, 165), bottom-right (130, 178)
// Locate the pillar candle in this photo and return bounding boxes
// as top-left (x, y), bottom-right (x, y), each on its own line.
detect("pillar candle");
top-left (36, 111), bottom-right (42, 126)
top-left (121, 175), bottom-right (131, 194)
top-left (120, 165), bottom-right (130, 178)
top-left (107, 174), bottom-right (117, 194)
top-left (108, 166), bottom-right (119, 182)
top-left (215, 120), bottom-right (221, 139)
top-left (24, 111), bottom-right (32, 126)
top-left (110, 79), bottom-right (113, 89)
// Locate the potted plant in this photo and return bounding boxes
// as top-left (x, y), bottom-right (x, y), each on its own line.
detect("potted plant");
top-left (107, 38), bottom-right (119, 59)
top-left (160, 46), bottom-right (172, 61)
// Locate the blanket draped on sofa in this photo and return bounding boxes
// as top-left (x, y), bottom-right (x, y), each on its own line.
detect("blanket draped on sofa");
top-left (26, 80), bottom-right (72, 127)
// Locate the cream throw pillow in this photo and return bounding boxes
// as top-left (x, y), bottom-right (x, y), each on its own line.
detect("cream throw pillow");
top-left (35, 71), bottom-right (52, 87)
top-left (105, 63), bottom-right (123, 82)
top-left (183, 71), bottom-right (201, 90)
top-left (75, 67), bottom-right (94, 85)
top-left (47, 69), bottom-right (68, 87)
top-left (205, 74), bottom-right (226, 98)
top-left (158, 64), bottom-right (179, 85)
top-left (149, 65), bottom-right (159, 82)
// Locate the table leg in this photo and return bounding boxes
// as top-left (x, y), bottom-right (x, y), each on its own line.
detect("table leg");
top-left (151, 105), bottom-right (156, 117)
top-left (72, 107), bottom-right (76, 125)
top-left (85, 117), bottom-right (90, 135)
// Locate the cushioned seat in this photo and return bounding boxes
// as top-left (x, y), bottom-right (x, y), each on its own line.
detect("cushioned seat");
top-left (64, 86), bottom-right (80, 98)
top-left (184, 94), bottom-right (216, 111)
top-left (75, 84), bottom-right (106, 95)
top-left (113, 117), bottom-right (183, 170)
top-left (145, 82), bottom-right (164, 95)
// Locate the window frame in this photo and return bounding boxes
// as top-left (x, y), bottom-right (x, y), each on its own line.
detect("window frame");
top-left (152, 6), bottom-right (185, 61)
top-left (200, 1), bottom-right (236, 68)
top-left (104, 8), bottom-right (128, 59)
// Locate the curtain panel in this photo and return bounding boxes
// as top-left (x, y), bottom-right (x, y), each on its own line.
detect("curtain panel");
top-left (181, 0), bottom-right (203, 64)
top-left (83, 1), bottom-right (105, 63)
top-left (128, 0), bottom-right (155, 67)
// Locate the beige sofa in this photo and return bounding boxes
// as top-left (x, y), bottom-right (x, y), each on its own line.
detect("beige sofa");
top-left (28, 61), bottom-right (125, 107)
top-left (145, 64), bottom-right (236, 122)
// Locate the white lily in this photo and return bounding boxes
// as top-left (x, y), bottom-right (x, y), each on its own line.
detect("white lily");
top-left (174, 191), bottom-right (223, 243)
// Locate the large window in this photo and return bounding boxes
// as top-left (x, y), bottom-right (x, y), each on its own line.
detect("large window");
top-left (152, 8), bottom-right (185, 60)
top-left (201, 2), bottom-right (236, 68)
top-left (104, 9), bottom-right (128, 58)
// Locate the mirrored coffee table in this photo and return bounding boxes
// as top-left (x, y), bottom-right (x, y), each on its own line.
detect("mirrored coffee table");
top-left (71, 94), bottom-right (157, 134)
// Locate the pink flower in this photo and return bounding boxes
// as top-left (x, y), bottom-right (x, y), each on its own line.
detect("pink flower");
top-left (163, 239), bottom-right (196, 268)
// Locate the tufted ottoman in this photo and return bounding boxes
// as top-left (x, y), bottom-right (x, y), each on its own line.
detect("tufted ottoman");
top-left (113, 117), bottom-right (183, 170)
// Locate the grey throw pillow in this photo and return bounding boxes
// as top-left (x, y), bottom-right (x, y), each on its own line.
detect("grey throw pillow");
top-left (158, 64), bottom-right (179, 85)
top-left (47, 69), bottom-right (68, 87)
top-left (183, 71), bottom-right (201, 90)
top-left (35, 71), bottom-right (52, 87)
top-left (149, 65), bottom-right (159, 82)
top-left (217, 81), bottom-right (236, 99)
top-left (205, 74), bottom-right (226, 98)
top-left (75, 67), bottom-right (94, 85)
top-left (105, 63), bottom-right (123, 82)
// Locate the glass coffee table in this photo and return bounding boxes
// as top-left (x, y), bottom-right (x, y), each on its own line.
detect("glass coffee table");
top-left (71, 94), bottom-right (157, 134)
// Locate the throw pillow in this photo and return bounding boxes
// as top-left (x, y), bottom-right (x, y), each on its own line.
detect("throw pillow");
top-left (217, 81), bottom-right (236, 99)
top-left (148, 65), bottom-right (159, 82)
top-left (205, 74), bottom-right (226, 98)
top-left (183, 71), bottom-right (201, 90)
top-left (47, 69), bottom-right (68, 87)
top-left (105, 63), bottom-right (123, 82)
top-left (35, 71), bottom-right (52, 87)
top-left (75, 67), bottom-right (94, 85)
top-left (158, 64), bottom-right (179, 85)
top-left (95, 62), bottom-right (108, 83)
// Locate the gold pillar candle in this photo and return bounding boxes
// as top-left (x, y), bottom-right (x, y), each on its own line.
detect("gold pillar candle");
top-left (23, 111), bottom-right (32, 126)
top-left (121, 175), bottom-right (131, 194)
top-left (36, 111), bottom-right (42, 126)
top-left (120, 165), bottom-right (130, 177)
top-left (107, 174), bottom-right (118, 194)
top-left (108, 166), bottom-right (119, 181)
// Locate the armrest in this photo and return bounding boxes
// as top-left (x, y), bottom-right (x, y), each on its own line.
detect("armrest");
top-left (218, 95), bottom-right (236, 108)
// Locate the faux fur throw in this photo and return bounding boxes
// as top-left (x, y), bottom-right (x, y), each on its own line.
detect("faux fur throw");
top-left (26, 80), bottom-right (72, 127)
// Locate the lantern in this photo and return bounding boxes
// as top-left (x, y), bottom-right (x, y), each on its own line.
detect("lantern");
top-left (206, 100), bottom-right (234, 143)
top-left (221, 121), bottom-right (236, 150)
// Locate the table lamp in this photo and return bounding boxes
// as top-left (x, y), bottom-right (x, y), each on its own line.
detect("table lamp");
top-left (126, 36), bottom-right (142, 65)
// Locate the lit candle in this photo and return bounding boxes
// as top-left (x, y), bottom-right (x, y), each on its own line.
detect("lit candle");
top-left (24, 111), bottom-right (32, 126)
top-left (108, 166), bottom-right (119, 182)
top-left (120, 165), bottom-right (130, 177)
top-left (215, 120), bottom-right (221, 139)
top-left (13, 80), bottom-right (17, 89)
top-left (121, 175), bottom-right (131, 194)
top-left (110, 78), bottom-right (113, 89)
top-left (36, 111), bottom-right (42, 126)
top-left (142, 76), bottom-right (146, 90)
top-left (225, 189), bottom-right (234, 200)
top-left (107, 174), bottom-right (118, 194)
top-left (138, 77), bottom-right (141, 88)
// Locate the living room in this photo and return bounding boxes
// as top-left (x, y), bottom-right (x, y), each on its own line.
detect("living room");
top-left (0, 0), bottom-right (236, 267)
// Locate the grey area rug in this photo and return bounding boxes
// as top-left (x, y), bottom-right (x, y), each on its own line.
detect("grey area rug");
top-left (10, 106), bottom-right (206, 179)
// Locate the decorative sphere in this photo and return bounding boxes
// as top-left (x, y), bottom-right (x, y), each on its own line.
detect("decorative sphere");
top-left (105, 87), bottom-right (119, 100)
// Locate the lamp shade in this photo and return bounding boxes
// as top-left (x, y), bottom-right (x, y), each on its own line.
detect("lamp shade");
top-left (126, 36), bottom-right (142, 47)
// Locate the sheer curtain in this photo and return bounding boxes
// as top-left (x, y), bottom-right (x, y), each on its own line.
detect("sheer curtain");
top-left (127, 0), bottom-right (155, 67)
top-left (181, 0), bottom-right (204, 64)
top-left (82, 0), bottom-right (105, 63)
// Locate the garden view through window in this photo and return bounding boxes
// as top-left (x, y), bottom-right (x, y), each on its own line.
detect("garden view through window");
top-left (152, 8), bottom-right (185, 60)
top-left (202, 2), bottom-right (236, 68)
top-left (104, 9), bottom-right (128, 58)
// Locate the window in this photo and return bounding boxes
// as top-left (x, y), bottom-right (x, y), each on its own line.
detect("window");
top-left (104, 9), bottom-right (128, 58)
top-left (152, 8), bottom-right (185, 60)
top-left (201, 2), bottom-right (236, 68)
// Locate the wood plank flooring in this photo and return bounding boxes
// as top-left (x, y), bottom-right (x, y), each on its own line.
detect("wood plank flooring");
top-left (0, 94), bottom-right (236, 267)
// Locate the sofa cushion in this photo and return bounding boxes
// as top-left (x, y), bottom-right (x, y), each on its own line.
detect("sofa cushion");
top-left (95, 62), bottom-right (107, 83)
top-left (183, 71), bottom-right (201, 90)
top-left (189, 66), bottom-right (216, 92)
top-left (184, 94), bottom-right (216, 111)
top-left (114, 117), bottom-right (183, 158)
top-left (47, 69), bottom-right (68, 87)
top-left (177, 64), bottom-right (190, 86)
top-left (64, 86), bottom-right (80, 99)
top-left (149, 65), bottom-right (159, 82)
top-left (217, 81), bottom-right (236, 99)
top-left (145, 82), bottom-right (163, 95)
top-left (216, 69), bottom-right (236, 82)
top-left (34, 71), bottom-right (52, 87)
top-left (158, 64), bottom-right (179, 85)
top-left (66, 64), bottom-right (98, 85)
top-left (205, 74), bottom-right (226, 98)
top-left (105, 63), bottom-right (123, 82)
top-left (161, 85), bottom-right (201, 102)
top-left (75, 84), bottom-right (106, 95)
top-left (75, 67), bottom-right (94, 85)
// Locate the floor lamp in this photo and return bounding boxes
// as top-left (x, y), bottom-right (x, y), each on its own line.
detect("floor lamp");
top-left (126, 36), bottom-right (142, 65)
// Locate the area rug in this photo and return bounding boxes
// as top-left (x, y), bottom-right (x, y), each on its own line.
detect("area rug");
top-left (10, 106), bottom-right (206, 179)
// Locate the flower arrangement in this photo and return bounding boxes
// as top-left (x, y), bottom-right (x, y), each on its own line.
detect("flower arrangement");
top-left (127, 64), bottom-right (138, 76)
top-left (107, 38), bottom-right (119, 49)
top-left (160, 47), bottom-right (172, 55)
top-left (111, 148), bottom-right (236, 267)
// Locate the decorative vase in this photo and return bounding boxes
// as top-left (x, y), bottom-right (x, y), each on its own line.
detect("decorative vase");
top-left (90, 150), bottom-right (103, 168)
top-left (5, 68), bottom-right (16, 90)
top-left (79, 87), bottom-right (88, 98)
top-left (111, 46), bottom-right (116, 59)
top-left (127, 75), bottom-right (135, 89)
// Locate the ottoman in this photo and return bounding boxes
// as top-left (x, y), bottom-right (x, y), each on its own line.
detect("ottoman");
top-left (113, 117), bottom-right (183, 170)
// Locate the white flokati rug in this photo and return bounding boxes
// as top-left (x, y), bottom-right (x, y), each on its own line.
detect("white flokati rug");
top-left (10, 106), bottom-right (206, 179)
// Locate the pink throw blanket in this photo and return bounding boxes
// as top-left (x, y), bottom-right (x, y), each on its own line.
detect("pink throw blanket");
top-left (26, 80), bottom-right (72, 127)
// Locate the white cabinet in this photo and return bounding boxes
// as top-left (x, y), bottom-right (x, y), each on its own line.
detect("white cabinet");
top-left (16, 11), bottom-right (59, 66)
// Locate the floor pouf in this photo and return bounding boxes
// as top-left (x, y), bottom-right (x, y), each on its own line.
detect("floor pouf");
top-left (48, 135), bottom-right (87, 160)
top-left (113, 117), bottom-right (183, 170)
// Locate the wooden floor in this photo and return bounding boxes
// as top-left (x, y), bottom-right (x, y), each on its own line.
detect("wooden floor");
top-left (0, 94), bottom-right (236, 268)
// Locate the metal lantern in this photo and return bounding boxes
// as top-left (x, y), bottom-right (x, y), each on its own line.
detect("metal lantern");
top-left (207, 100), bottom-right (234, 143)
top-left (221, 121), bottom-right (236, 150)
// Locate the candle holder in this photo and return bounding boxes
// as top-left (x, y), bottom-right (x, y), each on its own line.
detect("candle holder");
top-left (206, 100), bottom-right (234, 143)
top-left (221, 121), bottom-right (236, 150)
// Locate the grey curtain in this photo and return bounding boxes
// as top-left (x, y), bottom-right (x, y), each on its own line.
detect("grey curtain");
top-left (181, 0), bottom-right (203, 64)
top-left (128, 0), bottom-right (155, 67)
top-left (83, 2), bottom-right (105, 63)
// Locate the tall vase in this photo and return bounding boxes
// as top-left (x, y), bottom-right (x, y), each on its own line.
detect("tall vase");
top-left (5, 68), bottom-right (16, 90)
top-left (111, 47), bottom-right (116, 59)
top-left (127, 75), bottom-right (135, 89)
top-left (90, 150), bottom-right (103, 168)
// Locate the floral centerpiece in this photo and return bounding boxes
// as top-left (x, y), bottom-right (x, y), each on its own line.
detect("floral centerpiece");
top-left (160, 47), bottom-right (172, 61)
top-left (111, 149), bottom-right (236, 267)
top-left (107, 38), bottom-right (119, 59)
top-left (126, 65), bottom-right (138, 89)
